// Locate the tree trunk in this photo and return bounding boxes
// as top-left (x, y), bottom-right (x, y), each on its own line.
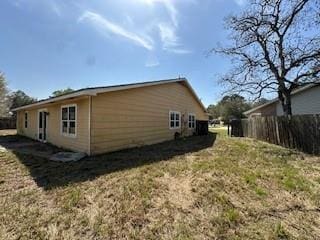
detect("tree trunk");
top-left (279, 90), bottom-right (293, 116)
top-left (283, 93), bottom-right (293, 116)
top-left (278, 90), bottom-right (286, 114)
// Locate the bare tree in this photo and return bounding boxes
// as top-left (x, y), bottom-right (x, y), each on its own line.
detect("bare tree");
top-left (214, 0), bottom-right (320, 116)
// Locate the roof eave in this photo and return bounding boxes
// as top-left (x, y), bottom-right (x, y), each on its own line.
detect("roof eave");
top-left (12, 78), bottom-right (209, 112)
top-left (243, 100), bottom-right (277, 115)
top-left (11, 91), bottom-right (97, 111)
top-left (181, 80), bottom-right (207, 112)
top-left (243, 84), bottom-right (319, 115)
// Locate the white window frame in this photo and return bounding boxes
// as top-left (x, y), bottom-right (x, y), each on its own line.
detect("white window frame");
top-left (169, 111), bottom-right (181, 129)
top-left (188, 113), bottom-right (196, 129)
top-left (24, 111), bottom-right (28, 129)
top-left (61, 104), bottom-right (77, 138)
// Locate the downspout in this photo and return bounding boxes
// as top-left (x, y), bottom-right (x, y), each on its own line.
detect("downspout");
top-left (88, 95), bottom-right (92, 156)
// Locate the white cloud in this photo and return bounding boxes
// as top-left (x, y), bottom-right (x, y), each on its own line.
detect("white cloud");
top-left (139, 1), bottom-right (192, 54)
top-left (78, 11), bottom-right (154, 50)
top-left (163, 0), bottom-right (178, 27)
top-left (167, 48), bottom-right (192, 54)
top-left (158, 23), bottom-right (191, 54)
top-left (158, 23), bottom-right (178, 48)
top-left (139, 0), bottom-right (179, 27)
top-left (234, 0), bottom-right (247, 6)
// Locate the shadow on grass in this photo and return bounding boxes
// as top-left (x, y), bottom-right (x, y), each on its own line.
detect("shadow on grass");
top-left (4, 133), bottom-right (216, 190)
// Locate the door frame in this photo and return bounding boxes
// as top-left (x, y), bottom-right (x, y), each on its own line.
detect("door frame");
top-left (37, 108), bottom-right (48, 142)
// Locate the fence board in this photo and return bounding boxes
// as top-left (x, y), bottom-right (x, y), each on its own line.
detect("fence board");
top-left (0, 117), bottom-right (16, 130)
top-left (231, 115), bottom-right (320, 155)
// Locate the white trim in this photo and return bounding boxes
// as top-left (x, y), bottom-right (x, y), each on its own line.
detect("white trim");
top-left (12, 78), bottom-right (207, 112)
top-left (60, 104), bottom-right (77, 138)
top-left (169, 111), bottom-right (181, 130)
top-left (188, 113), bottom-right (196, 129)
top-left (13, 92), bottom-right (96, 111)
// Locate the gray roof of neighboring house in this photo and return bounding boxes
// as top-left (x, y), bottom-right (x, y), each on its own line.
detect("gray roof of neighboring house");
top-left (244, 84), bottom-right (319, 115)
top-left (12, 78), bottom-right (207, 112)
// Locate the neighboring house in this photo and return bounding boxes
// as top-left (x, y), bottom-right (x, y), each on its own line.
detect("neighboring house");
top-left (13, 78), bottom-right (208, 155)
top-left (244, 84), bottom-right (320, 118)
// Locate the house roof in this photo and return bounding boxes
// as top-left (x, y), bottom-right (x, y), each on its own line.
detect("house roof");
top-left (244, 84), bottom-right (318, 115)
top-left (12, 78), bottom-right (207, 112)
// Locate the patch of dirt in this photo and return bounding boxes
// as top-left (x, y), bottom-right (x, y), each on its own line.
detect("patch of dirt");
top-left (0, 129), bottom-right (17, 136)
top-left (157, 173), bottom-right (194, 209)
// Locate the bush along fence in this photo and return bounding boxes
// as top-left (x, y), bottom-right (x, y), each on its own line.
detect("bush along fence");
top-left (230, 115), bottom-right (320, 155)
top-left (0, 117), bottom-right (16, 130)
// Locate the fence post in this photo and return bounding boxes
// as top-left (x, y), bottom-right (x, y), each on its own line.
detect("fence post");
top-left (275, 116), bottom-right (280, 145)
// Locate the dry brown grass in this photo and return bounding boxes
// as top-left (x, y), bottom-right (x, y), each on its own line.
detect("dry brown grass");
top-left (0, 129), bottom-right (319, 239)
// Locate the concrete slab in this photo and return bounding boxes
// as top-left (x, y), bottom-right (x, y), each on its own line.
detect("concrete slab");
top-left (0, 146), bottom-right (7, 152)
top-left (49, 152), bottom-right (86, 162)
top-left (0, 133), bottom-right (86, 161)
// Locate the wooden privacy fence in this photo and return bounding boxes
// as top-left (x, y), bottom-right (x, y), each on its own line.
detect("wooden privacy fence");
top-left (231, 115), bottom-right (320, 155)
top-left (0, 117), bottom-right (16, 130)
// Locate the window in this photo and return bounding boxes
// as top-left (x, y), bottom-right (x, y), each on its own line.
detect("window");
top-left (188, 114), bottom-right (196, 129)
top-left (24, 112), bottom-right (28, 128)
top-left (61, 105), bottom-right (76, 136)
top-left (169, 111), bottom-right (180, 129)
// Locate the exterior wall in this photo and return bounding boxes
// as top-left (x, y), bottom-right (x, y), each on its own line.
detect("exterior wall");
top-left (17, 97), bottom-right (89, 154)
top-left (17, 109), bottom-right (38, 139)
top-left (91, 82), bottom-right (208, 155)
top-left (247, 103), bottom-right (277, 118)
top-left (276, 85), bottom-right (320, 116)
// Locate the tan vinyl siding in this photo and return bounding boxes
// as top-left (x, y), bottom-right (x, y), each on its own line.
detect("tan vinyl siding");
top-left (15, 81), bottom-right (207, 155)
top-left (276, 85), bottom-right (320, 116)
top-left (17, 110), bottom-right (38, 139)
top-left (91, 82), bottom-right (208, 155)
top-left (16, 97), bottom-right (89, 153)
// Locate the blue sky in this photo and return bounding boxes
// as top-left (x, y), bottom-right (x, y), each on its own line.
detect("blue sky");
top-left (0, 0), bottom-right (247, 107)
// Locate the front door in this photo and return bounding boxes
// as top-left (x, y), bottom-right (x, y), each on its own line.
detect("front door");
top-left (38, 111), bottom-right (47, 142)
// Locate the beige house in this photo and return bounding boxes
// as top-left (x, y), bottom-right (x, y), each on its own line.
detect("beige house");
top-left (244, 84), bottom-right (320, 118)
top-left (13, 78), bottom-right (208, 155)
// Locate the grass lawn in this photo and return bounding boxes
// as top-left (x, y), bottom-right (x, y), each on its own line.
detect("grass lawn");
top-left (0, 129), bottom-right (320, 239)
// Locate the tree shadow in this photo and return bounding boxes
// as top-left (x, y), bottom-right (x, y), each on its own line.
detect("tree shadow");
top-left (5, 133), bottom-right (217, 190)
